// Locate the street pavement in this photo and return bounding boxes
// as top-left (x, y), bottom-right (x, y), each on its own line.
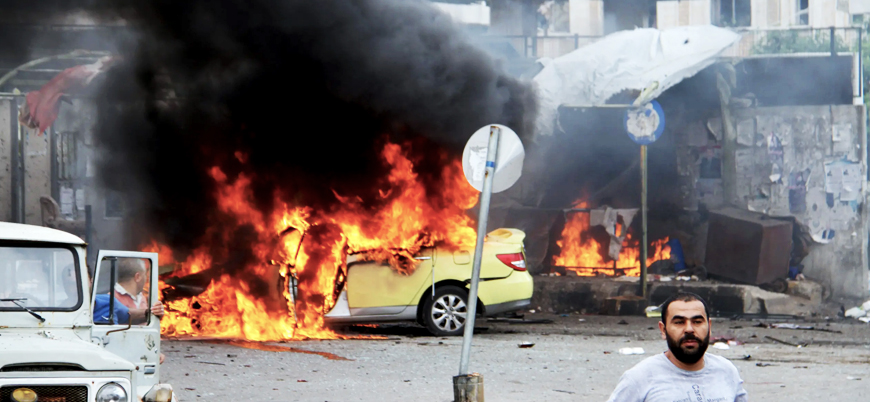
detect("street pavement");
top-left (161, 314), bottom-right (870, 401)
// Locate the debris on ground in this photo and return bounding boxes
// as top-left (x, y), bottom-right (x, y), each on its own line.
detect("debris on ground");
top-left (764, 335), bottom-right (807, 347)
top-left (756, 363), bottom-right (776, 367)
top-left (518, 342), bottom-right (535, 348)
top-left (846, 376), bottom-right (862, 380)
top-left (844, 300), bottom-right (870, 320)
top-left (753, 322), bottom-right (843, 333)
top-left (644, 306), bottom-right (661, 318)
top-left (711, 336), bottom-right (743, 346)
top-left (771, 323), bottom-right (814, 330)
top-left (712, 342), bottom-right (730, 350)
top-left (488, 317), bottom-right (554, 325)
top-left (618, 347), bottom-right (645, 355)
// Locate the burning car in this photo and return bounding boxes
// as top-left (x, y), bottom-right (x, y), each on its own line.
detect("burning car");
top-left (313, 228), bottom-right (533, 336)
top-left (0, 222), bottom-right (174, 402)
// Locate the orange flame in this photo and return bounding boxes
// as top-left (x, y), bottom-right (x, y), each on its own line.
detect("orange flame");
top-left (552, 200), bottom-right (670, 277)
top-left (150, 141), bottom-right (479, 341)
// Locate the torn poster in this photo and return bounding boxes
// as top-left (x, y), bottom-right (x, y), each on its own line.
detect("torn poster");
top-left (832, 124), bottom-right (853, 158)
top-left (685, 121), bottom-right (708, 147)
top-left (697, 178), bottom-right (723, 205)
top-left (60, 187), bottom-right (74, 216)
top-left (589, 207), bottom-right (638, 260)
top-left (840, 163), bottom-right (862, 202)
top-left (735, 148), bottom-right (754, 176)
top-left (706, 117), bottom-right (723, 142)
top-left (806, 189), bottom-right (837, 244)
top-left (788, 168), bottom-right (811, 213)
top-left (75, 189), bottom-right (86, 211)
top-left (767, 134), bottom-right (784, 183)
top-left (736, 119), bottom-right (755, 146)
top-left (698, 146), bottom-right (722, 179)
top-left (824, 160), bottom-right (863, 202)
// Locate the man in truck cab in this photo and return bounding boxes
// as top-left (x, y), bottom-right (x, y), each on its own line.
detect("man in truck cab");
top-left (92, 258), bottom-right (164, 324)
top-left (114, 258), bottom-right (165, 317)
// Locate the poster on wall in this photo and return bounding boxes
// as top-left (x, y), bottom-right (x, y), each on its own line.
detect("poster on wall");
top-left (824, 160), bottom-right (863, 202)
top-left (767, 133), bottom-right (784, 182)
top-left (806, 189), bottom-right (836, 244)
top-left (698, 146), bottom-right (722, 179)
top-left (787, 168), bottom-right (811, 213)
top-left (60, 187), bottom-right (74, 217)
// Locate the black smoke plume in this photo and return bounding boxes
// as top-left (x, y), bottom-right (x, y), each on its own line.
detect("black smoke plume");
top-left (83, 0), bottom-right (537, 256)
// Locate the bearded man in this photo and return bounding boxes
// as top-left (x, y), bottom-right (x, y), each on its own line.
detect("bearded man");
top-left (606, 292), bottom-right (748, 402)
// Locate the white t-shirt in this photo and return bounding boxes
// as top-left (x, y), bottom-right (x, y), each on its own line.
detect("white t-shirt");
top-left (606, 352), bottom-right (748, 402)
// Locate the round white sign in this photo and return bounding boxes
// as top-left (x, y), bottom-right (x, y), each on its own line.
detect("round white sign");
top-left (462, 124), bottom-right (524, 193)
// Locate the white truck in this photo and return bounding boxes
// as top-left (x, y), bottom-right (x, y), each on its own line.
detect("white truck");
top-left (0, 222), bottom-right (173, 402)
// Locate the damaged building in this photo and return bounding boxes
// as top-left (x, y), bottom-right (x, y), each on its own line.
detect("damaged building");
top-left (480, 15), bottom-right (869, 304)
top-left (0, 11), bottom-right (126, 266)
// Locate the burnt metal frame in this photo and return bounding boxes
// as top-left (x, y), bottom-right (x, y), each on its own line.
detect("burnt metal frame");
top-left (551, 209), bottom-right (631, 276)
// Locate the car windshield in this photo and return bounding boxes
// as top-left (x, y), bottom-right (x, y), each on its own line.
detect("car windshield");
top-left (0, 245), bottom-right (80, 311)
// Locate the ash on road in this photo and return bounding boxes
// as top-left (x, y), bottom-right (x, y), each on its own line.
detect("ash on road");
top-left (161, 315), bottom-right (870, 402)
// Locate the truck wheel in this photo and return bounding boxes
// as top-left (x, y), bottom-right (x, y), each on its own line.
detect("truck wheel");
top-left (423, 286), bottom-right (469, 336)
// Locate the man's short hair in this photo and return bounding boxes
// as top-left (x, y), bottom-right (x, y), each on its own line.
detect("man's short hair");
top-left (661, 292), bottom-right (710, 324)
top-left (117, 259), bottom-right (147, 282)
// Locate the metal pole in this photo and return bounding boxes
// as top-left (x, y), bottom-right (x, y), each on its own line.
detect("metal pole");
top-left (640, 145), bottom-right (648, 299)
top-left (85, 205), bottom-right (92, 268)
top-left (458, 126), bottom-right (500, 376)
top-left (859, 27), bottom-right (863, 99)
top-left (731, 0), bottom-right (736, 26)
top-left (109, 258), bottom-right (116, 324)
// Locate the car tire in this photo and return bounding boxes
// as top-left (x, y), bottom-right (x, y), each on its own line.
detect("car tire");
top-left (422, 286), bottom-right (470, 336)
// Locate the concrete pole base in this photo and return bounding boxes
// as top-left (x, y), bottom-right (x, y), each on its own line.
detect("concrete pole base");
top-left (453, 373), bottom-right (484, 402)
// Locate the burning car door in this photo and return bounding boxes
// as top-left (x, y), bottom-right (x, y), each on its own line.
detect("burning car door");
top-left (90, 250), bottom-right (162, 395)
top-left (345, 248), bottom-right (433, 316)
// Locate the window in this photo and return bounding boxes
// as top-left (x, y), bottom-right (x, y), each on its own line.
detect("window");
top-left (0, 246), bottom-right (79, 311)
top-left (718, 0), bottom-right (752, 27)
top-left (796, 0), bottom-right (809, 25)
top-left (93, 257), bottom-right (153, 326)
top-left (537, 0), bottom-right (570, 34)
top-left (104, 190), bottom-right (126, 219)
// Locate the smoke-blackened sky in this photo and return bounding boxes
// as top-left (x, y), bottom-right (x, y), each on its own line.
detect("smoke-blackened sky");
top-left (73, 0), bottom-right (537, 253)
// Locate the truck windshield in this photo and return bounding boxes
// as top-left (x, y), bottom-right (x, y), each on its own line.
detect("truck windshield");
top-left (0, 245), bottom-right (80, 311)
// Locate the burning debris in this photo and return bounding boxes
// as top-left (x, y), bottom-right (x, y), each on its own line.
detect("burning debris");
top-left (551, 200), bottom-right (671, 277)
top-left (149, 140), bottom-right (481, 340)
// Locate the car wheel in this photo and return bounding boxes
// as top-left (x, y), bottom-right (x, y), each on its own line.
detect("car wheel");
top-left (423, 286), bottom-right (469, 336)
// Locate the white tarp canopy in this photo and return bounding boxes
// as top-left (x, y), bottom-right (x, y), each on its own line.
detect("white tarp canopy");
top-left (532, 25), bottom-right (742, 138)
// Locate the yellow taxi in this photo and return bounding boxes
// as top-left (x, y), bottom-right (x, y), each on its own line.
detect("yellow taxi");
top-left (323, 228), bottom-right (533, 336)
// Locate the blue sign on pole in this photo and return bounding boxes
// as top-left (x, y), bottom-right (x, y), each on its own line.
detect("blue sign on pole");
top-left (624, 100), bottom-right (665, 145)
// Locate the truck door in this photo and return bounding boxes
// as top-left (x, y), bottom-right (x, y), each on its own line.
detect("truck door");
top-left (90, 250), bottom-right (161, 395)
